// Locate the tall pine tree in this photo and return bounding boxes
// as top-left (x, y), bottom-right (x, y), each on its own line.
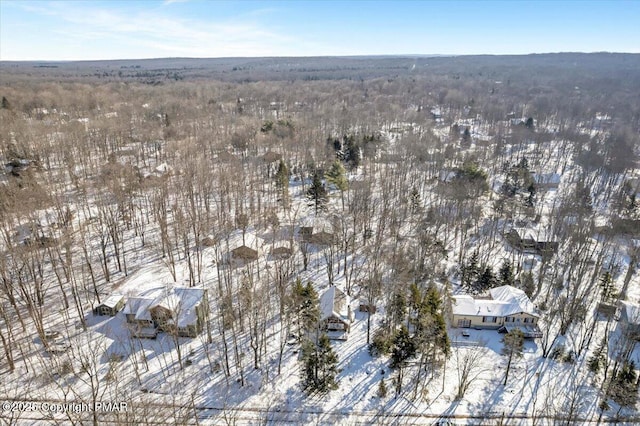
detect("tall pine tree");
top-left (307, 169), bottom-right (328, 214)
top-left (390, 325), bottom-right (416, 396)
top-left (499, 260), bottom-right (515, 286)
top-left (301, 333), bottom-right (339, 393)
top-left (325, 159), bottom-right (348, 210)
top-left (461, 251), bottom-right (480, 290)
top-left (476, 266), bottom-right (495, 293)
top-left (291, 279), bottom-right (320, 339)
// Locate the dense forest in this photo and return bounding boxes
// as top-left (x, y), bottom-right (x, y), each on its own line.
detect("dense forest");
top-left (1, 54), bottom-right (639, 424)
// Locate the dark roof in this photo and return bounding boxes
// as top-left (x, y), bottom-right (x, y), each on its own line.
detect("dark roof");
top-left (231, 245), bottom-right (259, 261)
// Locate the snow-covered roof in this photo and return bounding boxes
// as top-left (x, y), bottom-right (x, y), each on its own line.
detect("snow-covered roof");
top-left (620, 301), bottom-right (640, 326)
top-left (124, 297), bottom-right (155, 321)
top-left (320, 286), bottom-right (350, 323)
top-left (149, 292), bottom-right (181, 312)
top-left (299, 216), bottom-right (333, 232)
top-left (452, 285), bottom-right (538, 318)
top-left (100, 294), bottom-right (124, 309)
top-left (510, 226), bottom-right (555, 243)
top-left (124, 287), bottom-right (204, 328)
top-left (531, 172), bottom-right (561, 186)
top-left (174, 287), bottom-right (205, 328)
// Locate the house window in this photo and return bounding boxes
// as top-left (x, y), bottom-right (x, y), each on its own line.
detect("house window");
top-left (524, 317), bottom-right (533, 323)
top-left (505, 317), bottom-right (514, 323)
top-left (482, 316), bottom-right (497, 323)
top-left (458, 319), bottom-right (471, 328)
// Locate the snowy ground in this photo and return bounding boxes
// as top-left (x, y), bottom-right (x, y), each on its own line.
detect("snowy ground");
top-left (1, 118), bottom-right (639, 425)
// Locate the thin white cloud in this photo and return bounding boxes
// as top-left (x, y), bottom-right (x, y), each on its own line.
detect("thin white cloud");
top-left (8, 1), bottom-right (304, 59)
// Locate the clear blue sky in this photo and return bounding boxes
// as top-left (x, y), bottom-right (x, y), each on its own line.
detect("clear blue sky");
top-left (1, 0), bottom-right (638, 60)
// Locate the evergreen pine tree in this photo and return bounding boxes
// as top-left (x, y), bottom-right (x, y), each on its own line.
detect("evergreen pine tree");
top-left (423, 286), bottom-right (451, 357)
top-left (307, 169), bottom-right (328, 214)
top-left (608, 361), bottom-right (638, 412)
top-left (388, 292), bottom-right (407, 329)
top-left (587, 337), bottom-right (607, 375)
top-left (499, 260), bottom-right (515, 286)
top-left (325, 159), bottom-right (348, 209)
top-left (462, 251), bottom-right (480, 290)
top-left (343, 135), bottom-right (361, 169)
top-left (291, 279), bottom-right (320, 338)
top-left (390, 326), bottom-right (416, 369)
top-left (301, 281), bottom-right (320, 335)
top-left (390, 325), bottom-right (416, 395)
top-left (1, 96), bottom-right (10, 110)
top-left (599, 271), bottom-right (614, 303)
top-left (521, 271), bottom-right (536, 298)
top-left (301, 333), bottom-right (339, 393)
top-left (409, 186), bottom-right (421, 213)
top-left (275, 159), bottom-right (289, 189)
top-left (462, 127), bottom-right (471, 143)
top-left (525, 117), bottom-right (534, 129)
top-left (476, 265), bottom-right (495, 293)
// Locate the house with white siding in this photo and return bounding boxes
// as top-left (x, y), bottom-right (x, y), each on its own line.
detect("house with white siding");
top-left (451, 285), bottom-right (542, 338)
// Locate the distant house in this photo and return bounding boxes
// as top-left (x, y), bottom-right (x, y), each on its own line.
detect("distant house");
top-left (619, 301), bottom-right (640, 342)
top-left (531, 172), bottom-right (561, 190)
top-left (231, 245), bottom-right (259, 262)
top-left (226, 230), bottom-right (264, 264)
top-left (271, 245), bottom-right (293, 259)
top-left (310, 230), bottom-right (334, 246)
top-left (299, 216), bottom-right (334, 245)
top-left (505, 227), bottom-right (558, 257)
top-left (319, 286), bottom-right (354, 339)
top-left (261, 151), bottom-right (282, 163)
top-left (124, 287), bottom-right (208, 338)
top-left (451, 285), bottom-right (542, 338)
top-left (93, 294), bottom-right (125, 316)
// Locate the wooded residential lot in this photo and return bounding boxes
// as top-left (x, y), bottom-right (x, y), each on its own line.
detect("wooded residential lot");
top-left (1, 53), bottom-right (639, 424)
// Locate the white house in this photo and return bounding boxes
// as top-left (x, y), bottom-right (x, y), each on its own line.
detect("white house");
top-left (451, 285), bottom-right (542, 338)
top-left (319, 286), bottom-right (354, 339)
top-left (124, 287), bottom-right (207, 338)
